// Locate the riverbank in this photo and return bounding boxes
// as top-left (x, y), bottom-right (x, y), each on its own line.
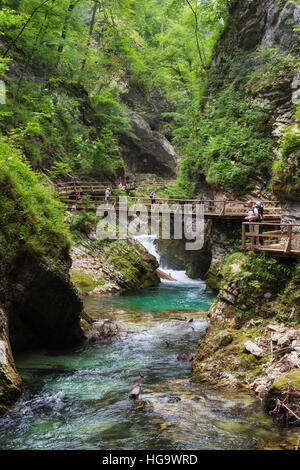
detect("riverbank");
top-left (0, 289), bottom-right (298, 450)
top-left (192, 252), bottom-right (300, 426)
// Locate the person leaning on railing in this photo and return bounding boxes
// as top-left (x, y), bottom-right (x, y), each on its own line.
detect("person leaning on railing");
top-left (245, 200), bottom-right (259, 246)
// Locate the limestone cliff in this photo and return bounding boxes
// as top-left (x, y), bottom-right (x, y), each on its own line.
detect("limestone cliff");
top-left (191, 0), bottom-right (300, 425)
top-left (120, 111), bottom-right (178, 178)
top-left (0, 308), bottom-right (22, 413)
top-left (0, 146), bottom-right (85, 412)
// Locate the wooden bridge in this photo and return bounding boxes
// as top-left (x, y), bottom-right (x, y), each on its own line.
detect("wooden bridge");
top-left (55, 180), bottom-right (300, 257)
top-left (58, 192), bottom-right (282, 221)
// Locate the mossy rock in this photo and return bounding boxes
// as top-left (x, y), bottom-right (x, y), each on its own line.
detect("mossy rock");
top-left (205, 265), bottom-right (222, 291)
top-left (104, 240), bottom-right (159, 290)
top-left (156, 238), bottom-right (211, 279)
top-left (265, 370), bottom-right (300, 412)
top-left (70, 270), bottom-right (101, 294)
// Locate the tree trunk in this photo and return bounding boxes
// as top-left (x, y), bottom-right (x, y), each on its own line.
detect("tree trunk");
top-left (57, 1), bottom-right (76, 56)
top-left (79, 0), bottom-right (98, 79)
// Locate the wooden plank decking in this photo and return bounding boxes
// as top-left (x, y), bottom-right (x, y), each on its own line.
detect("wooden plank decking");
top-left (242, 222), bottom-right (300, 257)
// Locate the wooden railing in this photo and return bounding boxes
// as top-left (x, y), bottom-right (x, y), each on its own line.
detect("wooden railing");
top-left (56, 180), bottom-right (136, 195)
top-left (60, 194), bottom-right (282, 220)
top-left (242, 222), bottom-right (300, 255)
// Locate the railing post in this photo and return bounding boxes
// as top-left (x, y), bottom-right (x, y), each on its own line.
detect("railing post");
top-left (285, 225), bottom-right (292, 253)
top-left (221, 200), bottom-right (226, 216)
top-left (242, 223), bottom-right (246, 250)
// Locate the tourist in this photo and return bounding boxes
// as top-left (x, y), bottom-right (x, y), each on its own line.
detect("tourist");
top-left (105, 187), bottom-right (111, 202)
top-left (256, 200), bottom-right (264, 246)
top-left (150, 189), bottom-right (156, 205)
top-left (245, 200), bottom-right (259, 246)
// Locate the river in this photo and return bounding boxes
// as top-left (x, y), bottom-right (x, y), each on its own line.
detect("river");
top-left (0, 237), bottom-right (297, 450)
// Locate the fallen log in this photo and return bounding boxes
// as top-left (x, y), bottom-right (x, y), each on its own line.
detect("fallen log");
top-left (129, 373), bottom-right (144, 400)
top-left (129, 384), bottom-right (142, 400)
top-left (156, 269), bottom-right (176, 281)
top-left (170, 317), bottom-right (193, 323)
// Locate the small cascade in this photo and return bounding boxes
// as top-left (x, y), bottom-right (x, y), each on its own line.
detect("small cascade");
top-left (135, 235), bottom-right (203, 286)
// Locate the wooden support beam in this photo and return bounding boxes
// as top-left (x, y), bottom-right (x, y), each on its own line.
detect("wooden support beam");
top-left (284, 225), bottom-right (292, 253)
top-left (242, 222), bottom-right (246, 250)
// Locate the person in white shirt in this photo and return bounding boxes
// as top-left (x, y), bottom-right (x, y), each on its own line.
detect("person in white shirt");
top-left (105, 188), bottom-right (111, 202)
top-left (245, 200), bottom-right (259, 246)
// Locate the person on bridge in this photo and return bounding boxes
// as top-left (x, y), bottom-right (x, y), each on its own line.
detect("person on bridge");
top-left (256, 200), bottom-right (264, 246)
top-left (245, 200), bottom-right (259, 246)
top-left (150, 190), bottom-right (156, 205)
top-left (105, 187), bottom-right (111, 202)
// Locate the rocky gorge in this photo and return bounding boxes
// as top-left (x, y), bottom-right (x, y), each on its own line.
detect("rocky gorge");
top-left (0, 0), bottom-right (299, 442)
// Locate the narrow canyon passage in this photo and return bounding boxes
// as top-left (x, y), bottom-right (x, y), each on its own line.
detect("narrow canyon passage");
top-left (0, 239), bottom-right (297, 450)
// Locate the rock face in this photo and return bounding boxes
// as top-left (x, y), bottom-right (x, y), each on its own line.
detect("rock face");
top-left (0, 252), bottom-right (85, 411)
top-left (1, 253), bottom-right (84, 353)
top-left (0, 308), bottom-right (22, 413)
top-left (235, 0), bottom-right (300, 52)
top-left (192, 251), bottom-right (299, 425)
top-left (214, 0), bottom-right (300, 58)
top-left (71, 237), bottom-right (160, 295)
top-left (120, 112), bottom-right (178, 177)
top-left (205, 220), bottom-right (241, 291)
top-left (155, 234), bottom-right (212, 280)
top-left (282, 200), bottom-right (300, 239)
top-left (210, 0), bottom-right (299, 198)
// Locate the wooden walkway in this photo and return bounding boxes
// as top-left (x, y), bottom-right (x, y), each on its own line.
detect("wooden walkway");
top-left (56, 180), bottom-right (136, 195)
top-left (54, 180), bottom-right (300, 257)
top-left (58, 193), bottom-right (282, 221)
top-left (242, 222), bottom-right (300, 257)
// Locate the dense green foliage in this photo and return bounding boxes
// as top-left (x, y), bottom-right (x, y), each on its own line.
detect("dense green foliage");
top-left (272, 102), bottom-right (300, 199)
top-left (0, 1), bottom-right (298, 194)
top-left (177, 47), bottom-right (298, 195)
top-left (223, 251), bottom-right (299, 325)
top-left (0, 138), bottom-right (70, 265)
top-left (0, 0), bottom-right (233, 181)
top-left (0, 1), bottom-right (298, 270)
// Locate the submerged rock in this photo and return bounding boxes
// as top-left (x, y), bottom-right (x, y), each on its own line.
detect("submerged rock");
top-left (85, 320), bottom-right (120, 343)
top-left (177, 351), bottom-right (194, 362)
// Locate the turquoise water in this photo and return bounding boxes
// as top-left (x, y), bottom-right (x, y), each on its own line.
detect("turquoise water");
top-left (86, 283), bottom-right (215, 312)
top-left (0, 282), bottom-right (297, 450)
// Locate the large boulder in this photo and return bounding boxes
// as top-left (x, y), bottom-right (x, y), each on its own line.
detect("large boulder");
top-left (120, 112), bottom-right (178, 177)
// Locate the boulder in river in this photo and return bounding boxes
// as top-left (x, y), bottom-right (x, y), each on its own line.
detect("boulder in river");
top-left (177, 351), bottom-right (194, 362)
top-left (85, 320), bottom-right (120, 342)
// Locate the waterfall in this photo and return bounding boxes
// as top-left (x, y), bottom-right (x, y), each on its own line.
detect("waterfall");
top-left (135, 235), bottom-right (203, 286)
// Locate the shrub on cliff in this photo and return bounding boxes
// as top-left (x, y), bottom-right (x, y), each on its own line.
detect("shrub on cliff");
top-left (222, 252), bottom-right (295, 321)
top-left (0, 138), bottom-right (70, 266)
top-left (176, 46), bottom-right (297, 195)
